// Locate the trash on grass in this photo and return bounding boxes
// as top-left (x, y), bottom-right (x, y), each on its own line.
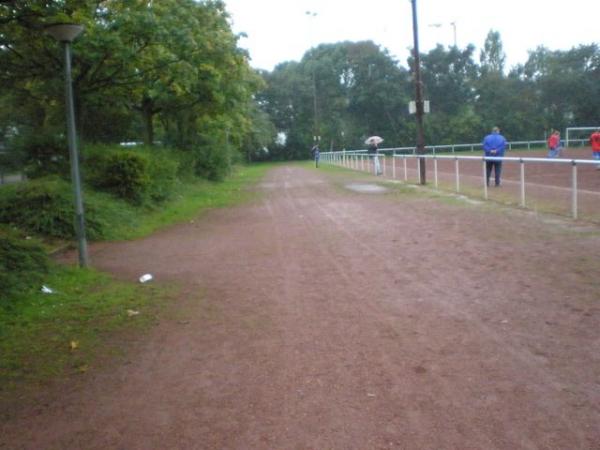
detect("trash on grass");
top-left (127, 309), bottom-right (140, 317)
top-left (139, 274), bottom-right (153, 283)
top-left (41, 285), bottom-right (55, 294)
top-left (70, 340), bottom-right (79, 350)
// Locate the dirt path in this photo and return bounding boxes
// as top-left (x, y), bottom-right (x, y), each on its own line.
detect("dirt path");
top-left (2, 165), bottom-right (600, 449)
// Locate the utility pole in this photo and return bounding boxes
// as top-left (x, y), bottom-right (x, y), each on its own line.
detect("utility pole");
top-left (410, 0), bottom-right (426, 184)
top-left (306, 11), bottom-right (320, 144)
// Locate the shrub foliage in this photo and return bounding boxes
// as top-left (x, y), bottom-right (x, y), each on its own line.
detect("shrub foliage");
top-left (0, 229), bottom-right (50, 306)
top-left (0, 177), bottom-right (105, 239)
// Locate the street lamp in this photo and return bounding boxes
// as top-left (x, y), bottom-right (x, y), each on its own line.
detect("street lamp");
top-left (428, 21), bottom-right (457, 47)
top-left (46, 23), bottom-right (89, 267)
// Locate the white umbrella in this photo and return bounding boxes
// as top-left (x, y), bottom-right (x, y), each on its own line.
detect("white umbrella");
top-left (365, 136), bottom-right (384, 145)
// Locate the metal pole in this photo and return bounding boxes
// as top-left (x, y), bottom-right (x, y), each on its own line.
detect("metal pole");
top-left (434, 157), bottom-right (438, 189)
top-left (63, 41), bottom-right (89, 267)
top-left (455, 158), bottom-right (460, 192)
top-left (520, 160), bottom-right (526, 207)
top-left (392, 152), bottom-right (396, 178)
top-left (411, 0), bottom-right (426, 184)
top-left (404, 156), bottom-right (408, 181)
top-left (483, 159), bottom-right (488, 200)
top-left (572, 162), bottom-right (578, 219)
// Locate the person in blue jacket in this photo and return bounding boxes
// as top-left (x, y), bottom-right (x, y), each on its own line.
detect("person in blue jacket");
top-left (482, 126), bottom-right (507, 187)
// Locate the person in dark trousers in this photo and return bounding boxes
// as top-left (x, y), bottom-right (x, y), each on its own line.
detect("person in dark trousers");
top-left (482, 126), bottom-right (507, 186)
top-left (311, 145), bottom-right (320, 168)
top-left (367, 142), bottom-right (382, 175)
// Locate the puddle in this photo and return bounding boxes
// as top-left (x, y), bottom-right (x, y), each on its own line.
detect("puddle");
top-left (346, 183), bottom-right (388, 194)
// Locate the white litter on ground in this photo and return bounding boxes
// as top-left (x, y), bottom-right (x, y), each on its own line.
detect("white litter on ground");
top-left (139, 274), bottom-right (153, 283)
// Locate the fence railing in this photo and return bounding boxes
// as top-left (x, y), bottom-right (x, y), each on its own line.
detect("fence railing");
top-left (331, 138), bottom-right (589, 156)
top-left (321, 150), bottom-right (599, 220)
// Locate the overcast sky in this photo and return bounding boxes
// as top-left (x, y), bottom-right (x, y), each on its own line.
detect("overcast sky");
top-left (224, 0), bottom-right (599, 72)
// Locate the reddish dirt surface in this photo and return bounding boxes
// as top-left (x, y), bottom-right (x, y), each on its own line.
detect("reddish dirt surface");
top-left (2, 165), bottom-right (600, 449)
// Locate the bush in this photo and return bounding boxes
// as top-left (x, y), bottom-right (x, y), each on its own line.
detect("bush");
top-left (145, 151), bottom-right (179, 202)
top-left (0, 176), bottom-right (105, 239)
top-left (85, 146), bottom-right (180, 204)
top-left (194, 144), bottom-right (231, 181)
top-left (15, 132), bottom-right (70, 179)
top-left (0, 229), bottom-right (50, 307)
top-left (88, 150), bottom-right (149, 204)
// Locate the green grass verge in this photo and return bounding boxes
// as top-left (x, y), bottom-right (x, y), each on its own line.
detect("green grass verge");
top-left (0, 266), bottom-right (178, 399)
top-left (101, 163), bottom-right (272, 240)
top-left (0, 163), bottom-right (273, 402)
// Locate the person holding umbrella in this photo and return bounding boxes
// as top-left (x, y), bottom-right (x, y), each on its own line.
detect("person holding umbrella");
top-left (365, 136), bottom-right (383, 176)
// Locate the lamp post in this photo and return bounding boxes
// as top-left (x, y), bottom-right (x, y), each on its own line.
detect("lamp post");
top-left (428, 21), bottom-right (457, 47)
top-left (410, 0), bottom-right (426, 184)
top-left (46, 23), bottom-right (89, 267)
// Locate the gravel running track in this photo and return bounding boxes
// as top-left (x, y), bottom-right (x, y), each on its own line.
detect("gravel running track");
top-left (2, 165), bottom-right (600, 450)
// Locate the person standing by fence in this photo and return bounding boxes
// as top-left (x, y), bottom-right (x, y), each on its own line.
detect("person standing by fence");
top-left (590, 129), bottom-right (600, 170)
top-left (482, 126), bottom-right (507, 187)
top-left (547, 130), bottom-right (562, 158)
top-left (311, 144), bottom-right (320, 168)
top-left (367, 141), bottom-right (382, 176)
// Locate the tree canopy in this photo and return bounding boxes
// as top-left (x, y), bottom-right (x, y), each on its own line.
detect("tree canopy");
top-left (1, 4), bottom-right (598, 164)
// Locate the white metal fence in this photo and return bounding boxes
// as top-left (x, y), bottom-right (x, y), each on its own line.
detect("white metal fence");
top-left (321, 147), bottom-right (599, 221)
top-left (329, 138), bottom-right (589, 157)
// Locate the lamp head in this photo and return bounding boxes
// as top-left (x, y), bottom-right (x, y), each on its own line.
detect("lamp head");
top-left (46, 23), bottom-right (84, 43)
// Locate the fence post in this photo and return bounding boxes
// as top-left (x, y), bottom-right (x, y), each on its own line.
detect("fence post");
top-left (434, 157), bottom-right (438, 188)
top-left (417, 158), bottom-right (421, 184)
top-left (520, 159), bottom-right (526, 207)
top-left (455, 157), bottom-right (460, 193)
top-left (572, 161), bottom-right (578, 219)
top-left (483, 159), bottom-right (488, 200)
top-left (404, 156), bottom-right (408, 181)
top-left (392, 152), bottom-right (396, 179)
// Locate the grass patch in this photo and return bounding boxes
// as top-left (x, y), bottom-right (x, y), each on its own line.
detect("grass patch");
top-left (97, 163), bottom-right (272, 240)
top-left (0, 265), bottom-right (178, 399)
top-left (0, 163), bottom-right (273, 405)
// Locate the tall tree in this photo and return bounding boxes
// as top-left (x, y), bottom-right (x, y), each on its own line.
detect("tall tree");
top-left (480, 30), bottom-right (506, 75)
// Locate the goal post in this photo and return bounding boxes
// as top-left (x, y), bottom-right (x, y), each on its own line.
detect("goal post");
top-left (565, 126), bottom-right (600, 148)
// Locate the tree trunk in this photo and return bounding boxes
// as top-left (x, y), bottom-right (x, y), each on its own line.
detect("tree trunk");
top-left (141, 97), bottom-right (155, 146)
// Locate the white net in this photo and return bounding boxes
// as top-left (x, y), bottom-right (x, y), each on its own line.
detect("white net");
top-left (565, 127), bottom-right (600, 147)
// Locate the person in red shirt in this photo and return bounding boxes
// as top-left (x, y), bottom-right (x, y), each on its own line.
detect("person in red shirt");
top-left (590, 129), bottom-right (600, 170)
top-left (547, 130), bottom-right (562, 158)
